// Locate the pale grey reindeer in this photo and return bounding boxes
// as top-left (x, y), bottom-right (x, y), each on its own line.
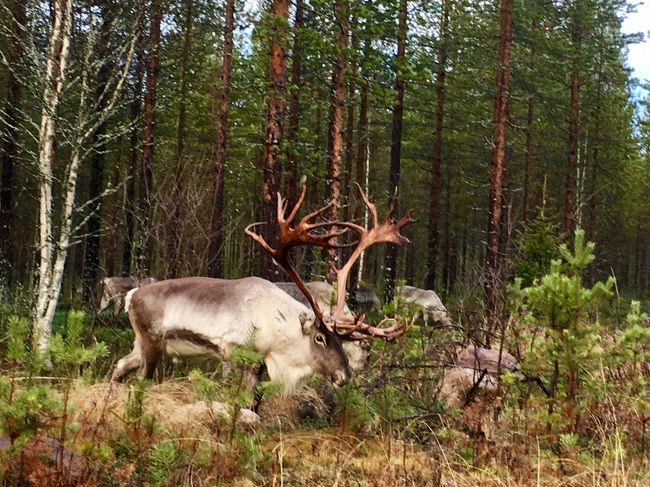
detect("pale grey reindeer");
top-left (112, 276), bottom-right (351, 389)
top-left (111, 184), bottom-right (414, 399)
top-left (99, 276), bottom-right (157, 317)
top-left (396, 285), bottom-right (450, 326)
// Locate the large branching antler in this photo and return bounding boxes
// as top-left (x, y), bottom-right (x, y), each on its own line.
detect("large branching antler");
top-left (246, 183), bottom-right (415, 341)
top-left (326, 183), bottom-right (415, 340)
top-left (245, 185), bottom-right (346, 321)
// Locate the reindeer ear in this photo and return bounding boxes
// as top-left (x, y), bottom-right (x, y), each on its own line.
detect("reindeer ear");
top-left (299, 311), bottom-right (315, 333)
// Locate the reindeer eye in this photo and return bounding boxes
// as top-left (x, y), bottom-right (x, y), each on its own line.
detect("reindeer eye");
top-left (314, 334), bottom-right (326, 346)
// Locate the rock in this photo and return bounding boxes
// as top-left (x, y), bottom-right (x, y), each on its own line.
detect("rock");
top-left (174, 401), bottom-right (260, 426)
top-left (237, 408), bottom-right (261, 425)
top-left (438, 346), bottom-right (518, 408)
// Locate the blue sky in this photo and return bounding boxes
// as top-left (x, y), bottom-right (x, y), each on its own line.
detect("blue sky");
top-left (622, 1), bottom-right (650, 89)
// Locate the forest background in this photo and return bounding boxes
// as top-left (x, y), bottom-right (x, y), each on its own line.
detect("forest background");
top-left (1, 0), bottom-right (649, 330)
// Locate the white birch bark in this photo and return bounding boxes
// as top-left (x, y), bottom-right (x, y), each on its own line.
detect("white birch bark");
top-left (34, 2), bottom-right (139, 351)
top-left (34, 0), bottom-right (73, 350)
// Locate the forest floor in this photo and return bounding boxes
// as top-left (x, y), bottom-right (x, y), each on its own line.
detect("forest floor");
top-left (49, 379), bottom-right (648, 487)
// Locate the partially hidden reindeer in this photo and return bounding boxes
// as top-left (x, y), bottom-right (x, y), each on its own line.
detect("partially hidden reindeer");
top-left (111, 184), bottom-right (414, 395)
top-left (99, 276), bottom-right (157, 317)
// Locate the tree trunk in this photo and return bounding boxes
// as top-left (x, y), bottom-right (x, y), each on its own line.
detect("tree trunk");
top-left (349, 20), bottom-right (371, 291)
top-left (34, 0), bottom-right (73, 350)
top-left (260, 0), bottom-right (290, 281)
top-left (83, 5), bottom-right (114, 300)
top-left (167, 0), bottom-right (194, 279)
top-left (522, 20), bottom-right (538, 223)
top-left (139, 0), bottom-right (162, 275)
top-left (207, 0), bottom-right (234, 278)
top-left (324, 0), bottom-right (349, 283)
top-left (342, 28), bottom-right (357, 224)
top-left (442, 176), bottom-right (452, 295)
top-left (564, 1), bottom-right (582, 238)
top-left (426, 0), bottom-right (449, 291)
top-left (122, 44), bottom-right (145, 277)
top-left (484, 0), bottom-right (512, 338)
top-left (104, 143), bottom-right (123, 276)
top-left (586, 30), bottom-right (604, 247)
top-left (302, 91), bottom-right (323, 280)
top-left (564, 66), bottom-right (580, 237)
top-left (384, 0), bottom-right (407, 302)
top-left (522, 94), bottom-right (534, 222)
top-left (0, 0), bottom-right (27, 283)
top-left (282, 0), bottom-right (303, 209)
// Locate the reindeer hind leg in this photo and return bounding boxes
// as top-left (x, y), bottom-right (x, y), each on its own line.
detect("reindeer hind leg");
top-left (137, 338), bottom-right (163, 380)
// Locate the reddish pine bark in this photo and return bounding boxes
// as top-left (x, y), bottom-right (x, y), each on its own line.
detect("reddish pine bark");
top-left (324, 0), bottom-right (349, 283)
top-left (384, 0), bottom-right (407, 301)
top-left (426, 0), bottom-right (449, 291)
top-left (261, 0), bottom-right (290, 281)
top-left (207, 0), bottom-right (234, 278)
top-left (140, 0), bottom-right (162, 274)
top-left (0, 0), bottom-right (27, 281)
top-left (282, 0), bottom-right (303, 209)
top-left (484, 0), bottom-right (513, 336)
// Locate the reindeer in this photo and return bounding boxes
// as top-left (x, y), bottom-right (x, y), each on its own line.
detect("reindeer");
top-left (396, 285), bottom-right (450, 326)
top-left (111, 184), bottom-right (414, 397)
top-left (99, 276), bottom-right (157, 317)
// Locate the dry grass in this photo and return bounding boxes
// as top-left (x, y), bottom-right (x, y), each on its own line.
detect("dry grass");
top-left (68, 380), bottom-right (220, 438)
top-left (263, 431), bottom-right (441, 486)
top-left (42, 379), bottom-right (649, 486)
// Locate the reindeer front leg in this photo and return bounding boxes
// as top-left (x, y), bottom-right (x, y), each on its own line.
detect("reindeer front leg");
top-left (111, 338), bottom-right (143, 382)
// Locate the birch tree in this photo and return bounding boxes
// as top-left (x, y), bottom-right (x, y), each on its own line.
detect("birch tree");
top-left (34, 2), bottom-right (139, 350)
